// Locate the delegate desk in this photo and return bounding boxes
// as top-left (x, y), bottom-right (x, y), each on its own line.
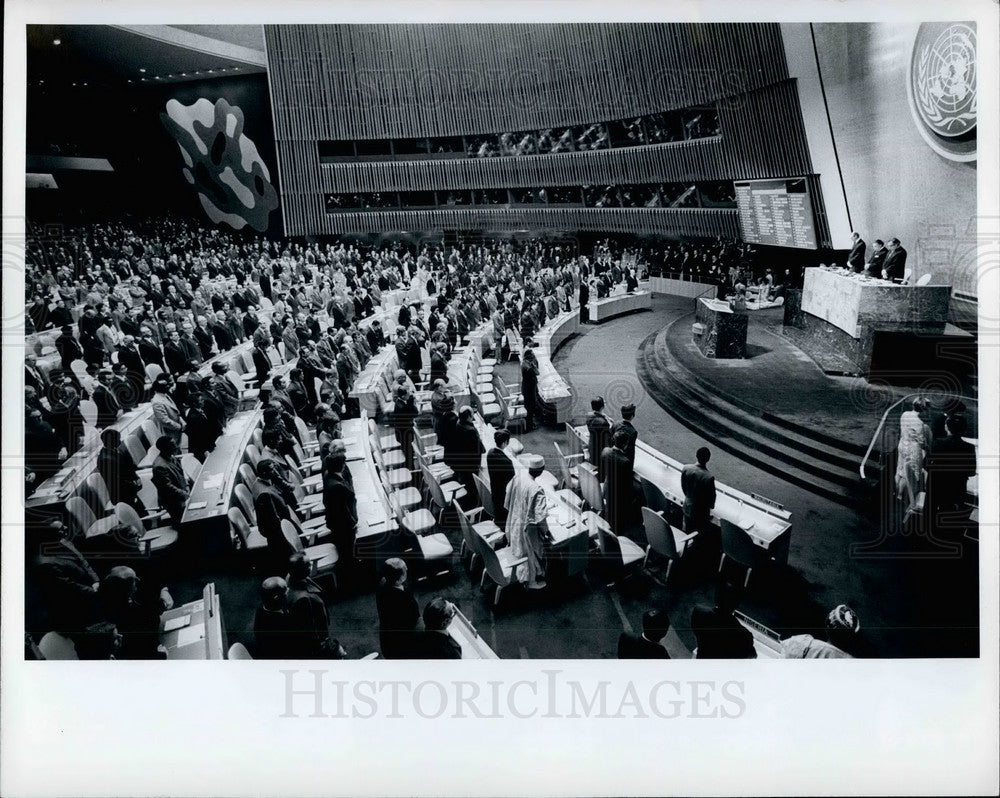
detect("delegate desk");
top-left (568, 426), bottom-right (793, 565)
top-left (473, 415), bottom-right (590, 548)
top-left (448, 607), bottom-right (498, 659)
top-left (159, 582), bottom-right (226, 660)
top-left (532, 310), bottom-right (579, 425)
top-left (588, 290), bottom-right (651, 323)
top-left (350, 346), bottom-right (398, 417)
top-left (182, 409), bottom-right (263, 554)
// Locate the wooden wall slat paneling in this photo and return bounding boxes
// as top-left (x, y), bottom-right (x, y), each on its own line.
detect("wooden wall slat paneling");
top-left (294, 206), bottom-right (739, 237)
top-left (265, 23), bottom-right (789, 140)
top-left (267, 25), bottom-right (830, 246)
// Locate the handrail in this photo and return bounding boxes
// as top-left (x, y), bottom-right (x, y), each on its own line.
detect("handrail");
top-left (858, 391), bottom-right (978, 480)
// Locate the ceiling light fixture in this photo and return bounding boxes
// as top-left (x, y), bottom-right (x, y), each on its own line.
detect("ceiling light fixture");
top-left (140, 68), bottom-right (146, 73)
top-left (53, 38), bottom-right (61, 45)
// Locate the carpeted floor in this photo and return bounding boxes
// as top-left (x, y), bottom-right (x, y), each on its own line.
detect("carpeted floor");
top-left (169, 296), bottom-right (978, 659)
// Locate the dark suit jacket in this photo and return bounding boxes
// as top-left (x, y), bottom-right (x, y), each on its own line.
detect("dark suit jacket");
top-left (138, 339), bottom-right (164, 369)
top-left (323, 471), bottom-right (358, 554)
top-left (287, 579), bottom-right (331, 658)
top-left (92, 384), bottom-right (121, 428)
top-left (151, 454), bottom-right (189, 523)
top-left (253, 346), bottom-right (272, 386)
top-left (601, 446), bottom-right (634, 532)
top-left (611, 419), bottom-right (638, 466)
top-left (254, 606), bottom-right (295, 659)
top-left (413, 630), bottom-right (462, 659)
top-left (847, 238), bottom-right (867, 271)
top-left (163, 341), bottom-right (187, 377)
top-left (691, 606), bottom-right (756, 659)
top-left (97, 444), bottom-right (140, 506)
top-left (618, 632), bottom-right (670, 659)
top-left (487, 447), bottom-right (516, 522)
top-left (447, 420), bottom-right (484, 475)
top-left (883, 246), bottom-right (907, 281)
top-left (926, 435), bottom-right (977, 509)
top-left (254, 485), bottom-right (294, 571)
top-left (194, 326), bottom-right (215, 359)
top-left (866, 247), bottom-right (887, 278)
top-left (117, 345), bottom-right (146, 382)
top-left (376, 585), bottom-right (421, 659)
top-left (681, 464), bottom-right (716, 523)
top-left (587, 412), bottom-right (613, 479)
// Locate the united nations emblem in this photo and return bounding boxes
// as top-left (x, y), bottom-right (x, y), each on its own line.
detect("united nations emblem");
top-left (907, 22), bottom-right (977, 162)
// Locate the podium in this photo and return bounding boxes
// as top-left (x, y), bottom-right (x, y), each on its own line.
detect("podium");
top-left (693, 298), bottom-right (748, 359)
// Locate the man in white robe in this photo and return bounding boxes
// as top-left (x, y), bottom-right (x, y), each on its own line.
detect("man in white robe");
top-left (504, 454), bottom-right (550, 589)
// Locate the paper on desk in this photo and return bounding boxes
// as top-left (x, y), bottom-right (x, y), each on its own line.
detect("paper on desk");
top-left (163, 614), bottom-right (191, 633)
top-left (177, 623), bottom-right (205, 647)
top-left (201, 473), bottom-right (224, 490)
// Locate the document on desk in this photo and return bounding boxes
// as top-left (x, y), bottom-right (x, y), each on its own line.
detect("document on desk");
top-left (163, 614), bottom-right (192, 633)
top-left (177, 623), bottom-right (206, 647)
top-left (201, 473), bottom-right (224, 490)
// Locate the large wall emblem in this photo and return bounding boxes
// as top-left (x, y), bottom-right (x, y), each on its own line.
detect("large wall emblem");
top-left (161, 97), bottom-right (279, 231)
top-left (907, 22), bottom-right (977, 162)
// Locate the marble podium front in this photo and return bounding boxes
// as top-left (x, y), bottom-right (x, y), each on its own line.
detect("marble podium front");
top-left (694, 298), bottom-right (748, 359)
top-left (788, 267), bottom-right (953, 375)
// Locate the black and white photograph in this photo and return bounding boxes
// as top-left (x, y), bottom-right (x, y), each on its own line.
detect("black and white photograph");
top-left (2, 1), bottom-right (997, 795)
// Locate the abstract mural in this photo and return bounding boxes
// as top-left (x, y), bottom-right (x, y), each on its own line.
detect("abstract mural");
top-left (161, 97), bottom-right (279, 231)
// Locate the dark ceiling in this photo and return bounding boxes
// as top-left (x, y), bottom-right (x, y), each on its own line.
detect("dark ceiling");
top-left (26, 25), bottom-right (267, 89)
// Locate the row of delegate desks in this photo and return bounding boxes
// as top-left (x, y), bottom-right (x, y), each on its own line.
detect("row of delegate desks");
top-left (533, 310), bottom-right (579, 425)
top-left (351, 414), bottom-right (500, 659)
top-left (181, 409), bottom-right (263, 554)
top-left (587, 290), bottom-right (652, 322)
top-left (566, 425), bottom-right (793, 565)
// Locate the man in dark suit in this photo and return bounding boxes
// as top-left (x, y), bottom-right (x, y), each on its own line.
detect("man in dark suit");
top-left (323, 450), bottom-right (358, 570)
top-left (486, 429), bottom-right (516, 525)
top-left (30, 519), bottom-right (102, 633)
top-left (618, 609), bottom-right (671, 659)
top-left (137, 328), bottom-right (165, 370)
top-left (252, 337), bottom-right (272, 387)
top-left (847, 232), bottom-right (867, 272)
top-left (55, 325), bottom-right (84, 375)
top-left (151, 436), bottom-right (192, 526)
top-left (610, 403), bottom-right (638, 467)
top-left (24, 355), bottom-right (49, 397)
top-left (413, 597), bottom-right (462, 659)
top-left (254, 468), bottom-right (297, 575)
top-left (92, 369), bottom-right (121, 428)
top-left (253, 577), bottom-right (295, 659)
top-left (163, 330), bottom-right (187, 376)
top-left (194, 317), bottom-right (216, 360)
top-left (586, 397), bottom-right (613, 480)
top-left (111, 363), bottom-right (139, 411)
top-left (601, 429), bottom-right (635, 534)
top-left (448, 407), bottom-right (485, 507)
top-left (865, 239), bottom-right (887, 279)
top-left (882, 238), bottom-right (907, 282)
top-left (925, 414), bottom-right (977, 534)
top-left (681, 446), bottom-right (716, 536)
top-left (286, 554), bottom-right (335, 659)
top-left (376, 558), bottom-right (421, 659)
top-left (117, 335), bottom-right (146, 400)
top-left (96, 428), bottom-right (142, 510)
top-left (690, 581), bottom-right (756, 659)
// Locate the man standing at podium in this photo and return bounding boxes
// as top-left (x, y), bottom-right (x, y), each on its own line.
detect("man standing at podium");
top-left (882, 238), bottom-right (907, 282)
top-left (847, 232), bottom-right (866, 273)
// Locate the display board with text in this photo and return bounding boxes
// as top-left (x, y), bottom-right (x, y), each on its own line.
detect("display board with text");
top-left (734, 177), bottom-right (818, 249)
